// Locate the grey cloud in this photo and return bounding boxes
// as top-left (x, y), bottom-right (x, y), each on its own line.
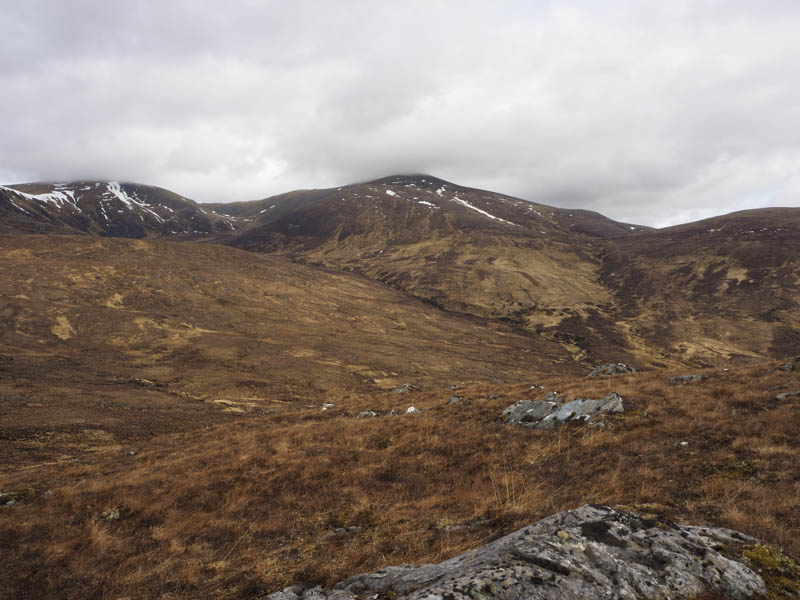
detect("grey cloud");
top-left (2, 0), bottom-right (800, 227)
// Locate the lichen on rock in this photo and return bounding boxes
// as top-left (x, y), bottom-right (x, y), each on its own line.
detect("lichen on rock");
top-left (268, 505), bottom-right (768, 600)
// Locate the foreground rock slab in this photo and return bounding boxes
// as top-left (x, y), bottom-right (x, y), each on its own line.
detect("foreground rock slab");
top-left (269, 505), bottom-right (766, 600)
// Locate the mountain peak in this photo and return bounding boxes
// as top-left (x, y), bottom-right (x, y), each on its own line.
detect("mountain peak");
top-left (365, 173), bottom-right (454, 188)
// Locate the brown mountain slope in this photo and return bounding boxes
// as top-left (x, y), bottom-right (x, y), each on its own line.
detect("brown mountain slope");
top-left (226, 175), bottom-right (651, 363)
top-left (215, 177), bottom-right (799, 368)
top-left (0, 234), bottom-right (580, 465)
top-left (3, 175), bottom-right (798, 368)
top-left (0, 181), bottom-right (236, 237)
top-left (599, 208), bottom-right (800, 365)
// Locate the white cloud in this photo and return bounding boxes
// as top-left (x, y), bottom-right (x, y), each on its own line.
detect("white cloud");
top-left (1, 0), bottom-right (799, 227)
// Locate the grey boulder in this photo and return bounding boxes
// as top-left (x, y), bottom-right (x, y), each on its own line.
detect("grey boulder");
top-left (544, 390), bottom-right (564, 402)
top-left (500, 393), bottom-right (624, 429)
top-left (776, 356), bottom-right (800, 371)
top-left (774, 389), bottom-right (800, 401)
top-left (587, 363), bottom-right (636, 377)
top-left (268, 505), bottom-right (765, 600)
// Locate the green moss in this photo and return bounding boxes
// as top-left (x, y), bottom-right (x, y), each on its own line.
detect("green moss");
top-left (102, 507), bottom-right (121, 521)
top-left (743, 544), bottom-right (800, 600)
top-left (744, 545), bottom-right (784, 571)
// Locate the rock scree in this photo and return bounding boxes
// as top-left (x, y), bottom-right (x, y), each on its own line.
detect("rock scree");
top-left (391, 383), bottom-right (414, 394)
top-left (587, 363), bottom-right (636, 377)
top-left (500, 392), bottom-right (624, 429)
top-left (268, 505), bottom-right (766, 600)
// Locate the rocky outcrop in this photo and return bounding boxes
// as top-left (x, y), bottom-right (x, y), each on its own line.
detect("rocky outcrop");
top-left (268, 505), bottom-right (766, 600)
top-left (356, 407), bottom-right (422, 418)
top-left (587, 363), bottom-right (636, 377)
top-left (776, 356), bottom-right (800, 372)
top-left (391, 383), bottom-right (414, 394)
top-left (500, 393), bottom-right (623, 429)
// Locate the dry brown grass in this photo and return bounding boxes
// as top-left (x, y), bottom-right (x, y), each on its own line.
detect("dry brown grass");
top-left (0, 233), bottom-right (582, 473)
top-left (1, 363), bottom-right (799, 599)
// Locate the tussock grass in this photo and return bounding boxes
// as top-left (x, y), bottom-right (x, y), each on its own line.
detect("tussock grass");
top-left (1, 363), bottom-right (798, 598)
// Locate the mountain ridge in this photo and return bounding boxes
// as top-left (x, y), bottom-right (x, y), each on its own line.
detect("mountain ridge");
top-left (5, 174), bottom-right (799, 234)
top-left (0, 180), bottom-right (236, 237)
top-left (2, 174), bottom-right (799, 368)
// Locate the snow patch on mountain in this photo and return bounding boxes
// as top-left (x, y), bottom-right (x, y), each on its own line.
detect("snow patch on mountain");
top-left (3, 194), bottom-right (31, 215)
top-left (104, 182), bottom-right (164, 223)
top-left (1, 184), bottom-right (80, 211)
top-left (451, 195), bottom-right (518, 226)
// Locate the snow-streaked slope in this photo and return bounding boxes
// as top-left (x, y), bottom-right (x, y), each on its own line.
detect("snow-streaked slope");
top-left (0, 181), bottom-right (237, 237)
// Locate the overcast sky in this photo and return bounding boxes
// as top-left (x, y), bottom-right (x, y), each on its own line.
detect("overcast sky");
top-left (2, 1), bottom-right (799, 227)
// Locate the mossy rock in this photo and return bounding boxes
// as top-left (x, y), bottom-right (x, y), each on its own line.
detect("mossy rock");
top-left (743, 544), bottom-right (800, 599)
top-left (745, 545), bottom-right (785, 571)
top-left (611, 503), bottom-right (671, 520)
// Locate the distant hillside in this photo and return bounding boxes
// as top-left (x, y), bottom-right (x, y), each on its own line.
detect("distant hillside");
top-left (221, 175), bottom-right (653, 364)
top-left (0, 234), bottom-right (577, 408)
top-left (216, 176), bottom-right (800, 368)
top-left (216, 174), bottom-right (650, 243)
top-left (2, 174), bottom-right (798, 368)
top-left (599, 208), bottom-right (800, 363)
